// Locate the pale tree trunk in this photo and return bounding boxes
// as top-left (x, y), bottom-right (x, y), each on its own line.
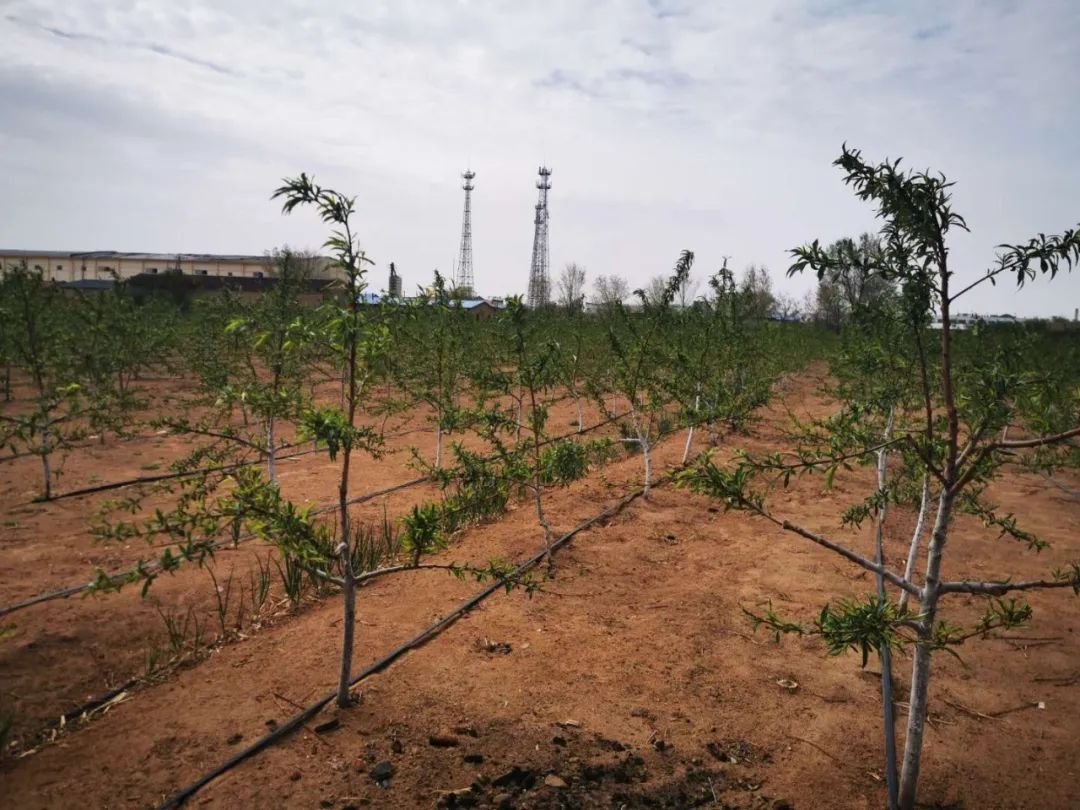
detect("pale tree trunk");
top-left (642, 437), bottom-right (652, 498)
top-left (634, 412), bottom-right (653, 500)
top-left (574, 396), bottom-right (584, 433)
top-left (265, 416), bottom-right (277, 484)
top-left (898, 490), bottom-right (954, 810)
top-left (681, 391), bottom-right (701, 465)
top-left (515, 388), bottom-right (523, 443)
top-left (898, 475), bottom-right (931, 613)
top-left (434, 420), bottom-right (443, 469)
top-left (534, 479), bottom-right (552, 558)
top-left (874, 409), bottom-right (899, 810)
top-left (525, 385), bottom-right (553, 562)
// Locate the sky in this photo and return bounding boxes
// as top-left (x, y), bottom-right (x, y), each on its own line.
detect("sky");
top-left (1, 1), bottom-right (1078, 316)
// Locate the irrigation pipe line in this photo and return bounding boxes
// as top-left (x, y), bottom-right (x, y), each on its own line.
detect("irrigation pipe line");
top-left (32, 411), bottom-right (438, 503)
top-left (21, 412), bottom-right (706, 761)
top-left (0, 378), bottom-right (435, 465)
top-left (29, 390), bottom-right (587, 501)
top-left (0, 409), bottom-right (635, 618)
top-left (157, 477), bottom-right (662, 810)
top-left (2, 405), bottom-right (703, 617)
top-left (0, 476), bottom-right (430, 619)
top-left (19, 420), bottom-right (665, 750)
top-left (0, 431), bottom-right (162, 464)
top-left (36, 444), bottom-right (323, 504)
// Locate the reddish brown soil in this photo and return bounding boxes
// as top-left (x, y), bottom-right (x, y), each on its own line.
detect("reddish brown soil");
top-left (2, 371), bottom-right (1079, 809)
top-left (0, 376), bottom-right (589, 744)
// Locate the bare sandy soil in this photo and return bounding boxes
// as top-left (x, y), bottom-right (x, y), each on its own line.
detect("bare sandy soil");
top-left (1, 370), bottom-right (1078, 809)
top-left (0, 376), bottom-right (584, 745)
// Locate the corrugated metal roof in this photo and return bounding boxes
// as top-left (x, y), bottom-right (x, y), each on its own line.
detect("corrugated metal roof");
top-left (0, 249), bottom-right (74, 258)
top-left (1, 250), bottom-right (278, 263)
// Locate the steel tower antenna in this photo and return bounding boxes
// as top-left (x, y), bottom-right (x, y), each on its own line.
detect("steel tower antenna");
top-left (526, 165), bottom-right (552, 308)
top-left (455, 170), bottom-right (476, 297)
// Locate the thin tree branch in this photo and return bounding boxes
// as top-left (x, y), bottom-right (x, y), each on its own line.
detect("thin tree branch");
top-left (353, 562), bottom-right (460, 586)
top-left (739, 500), bottom-right (921, 597)
top-left (939, 578), bottom-right (1080, 596)
top-left (998, 426), bottom-right (1080, 449)
top-left (948, 267), bottom-right (1010, 303)
top-left (775, 517), bottom-right (921, 597)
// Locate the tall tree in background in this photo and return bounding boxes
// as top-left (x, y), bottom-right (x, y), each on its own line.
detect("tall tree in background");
top-left (642, 275), bottom-right (668, 306)
top-left (810, 233), bottom-right (896, 329)
top-left (739, 264), bottom-right (775, 319)
top-left (813, 276), bottom-right (847, 330)
top-left (676, 270), bottom-right (702, 309)
top-left (592, 274), bottom-right (629, 309)
top-left (828, 233), bottom-right (896, 311)
top-left (556, 262), bottom-right (587, 313)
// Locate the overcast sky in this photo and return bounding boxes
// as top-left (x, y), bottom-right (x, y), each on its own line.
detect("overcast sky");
top-left (2, 1), bottom-right (1078, 316)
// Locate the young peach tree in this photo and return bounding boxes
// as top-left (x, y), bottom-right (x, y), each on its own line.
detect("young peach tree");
top-left (681, 145), bottom-right (1080, 810)
top-left (273, 174), bottom-right (388, 708)
top-left (0, 265), bottom-right (98, 498)
top-left (600, 251), bottom-right (692, 497)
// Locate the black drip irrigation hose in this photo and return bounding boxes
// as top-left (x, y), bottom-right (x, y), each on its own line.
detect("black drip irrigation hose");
top-left (13, 390), bottom-right (583, 498)
top-left (36, 444), bottom-right (321, 504)
top-left (0, 424), bottom-right (190, 465)
top-left (157, 481), bottom-right (653, 810)
top-left (61, 678), bottom-right (139, 726)
top-left (24, 409), bottom-right (446, 503)
top-left (11, 478), bottom-right (432, 749)
top-left (0, 477), bottom-right (429, 619)
top-left (0, 410), bottom-right (632, 619)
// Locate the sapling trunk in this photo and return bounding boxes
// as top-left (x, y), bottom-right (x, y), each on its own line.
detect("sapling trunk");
top-left (335, 317), bottom-right (361, 708)
top-left (337, 537), bottom-right (357, 709)
top-left (516, 388), bottom-right (523, 443)
top-left (523, 376), bottom-right (553, 558)
top-left (435, 421), bottom-right (443, 469)
top-left (574, 396), bottom-right (584, 433)
top-left (898, 490), bottom-right (954, 810)
top-left (265, 416), bottom-right (277, 485)
top-left (637, 415), bottom-right (653, 500)
top-left (681, 391), bottom-right (701, 465)
top-left (898, 475), bottom-right (931, 613)
top-left (873, 410), bottom-right (899, 810)
top-left (642, 435), bottom-right (652, 499)
top-left (40, 423), bottom-right (52, 500)
top-left (533, 478), bottom-right (553, 557)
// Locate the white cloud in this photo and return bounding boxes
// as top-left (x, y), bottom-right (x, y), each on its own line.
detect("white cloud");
top-left (1, 0), bottom-right (1078, 314)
